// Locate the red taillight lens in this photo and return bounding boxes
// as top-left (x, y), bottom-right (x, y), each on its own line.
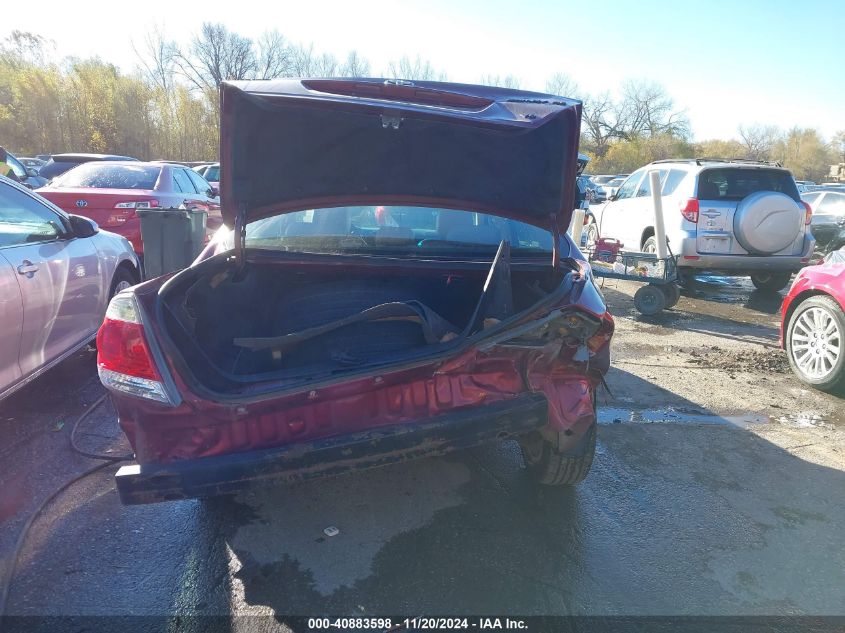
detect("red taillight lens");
top-left (801, 201), bottom-right (812, 225)
top-left (680, 198), bottom-right (699, 223)
top-left (107, 209), bottom-right (137, 224)
top-left (97, 294), bottom-right (171, 403)
top-left (97, 317), bottom-right (160, 381)
top-left (114, 199), bottom-right (160, 209)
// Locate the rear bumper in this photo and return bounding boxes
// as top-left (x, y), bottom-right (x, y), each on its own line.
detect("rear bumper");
top-left (677, 235), bottom-right (815, 272)
top-left (115, 392), bottom-right (551, 505)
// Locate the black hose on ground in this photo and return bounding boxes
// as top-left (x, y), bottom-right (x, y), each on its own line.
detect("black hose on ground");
top-left (69, 393), bottom-right (131, 462)
top-left (0, 393), bottom-right (132, 625)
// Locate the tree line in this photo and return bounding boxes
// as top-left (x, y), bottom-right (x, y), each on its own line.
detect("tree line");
top-left (1, 26), bottom-right (842, 181)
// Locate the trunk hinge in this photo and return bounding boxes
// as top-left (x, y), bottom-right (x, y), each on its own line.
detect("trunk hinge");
top-left (234, 203), bottom-right (247, 264)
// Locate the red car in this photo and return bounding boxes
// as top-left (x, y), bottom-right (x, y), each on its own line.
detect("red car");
top-left (95, 79), bottom-right (615, 504)
top-left (38, 161), bottom-right (220, 254)
top-left (781, 250), bottom-right (845, 391)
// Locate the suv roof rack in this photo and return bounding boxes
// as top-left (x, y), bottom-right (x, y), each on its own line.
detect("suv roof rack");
top-left (650, 157), bottom-right (783, 168)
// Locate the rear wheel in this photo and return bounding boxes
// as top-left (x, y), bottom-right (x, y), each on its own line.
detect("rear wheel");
top-left (109, 266), bottom-right (138, 299)
top-left (786, 295), bottom-right (845, 392)
top-left (634, 284), bottom-right (667, 315)
top-left (520, 423), bottom-right (597, 486)
top-left (583, 218), bottom-right (599, 250)
top-left (659, 283), bottom-right (681, 308)
top-left (750, 272), bottom-right (792, 292)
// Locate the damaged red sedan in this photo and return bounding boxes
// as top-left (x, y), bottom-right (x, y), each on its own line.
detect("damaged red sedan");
top-left (96, 79), bottom-right (615, 504)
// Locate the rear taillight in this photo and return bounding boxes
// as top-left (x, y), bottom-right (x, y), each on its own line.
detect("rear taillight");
top-left (680, 198), bottom-right (699, 223)
top-left (107, 210), bottom-right (135, 224)
top-left (114, 200), bottom-right (160, 209)
top-left (498, 309), bottom-right (603, 352)
top-left (801, 201), bottom-right (812, 225)
top-left (97, 294), bottom-right (171, 403)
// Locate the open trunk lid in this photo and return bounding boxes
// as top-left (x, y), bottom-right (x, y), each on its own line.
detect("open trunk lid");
top-left (219, 79), bottom-right (582, 234)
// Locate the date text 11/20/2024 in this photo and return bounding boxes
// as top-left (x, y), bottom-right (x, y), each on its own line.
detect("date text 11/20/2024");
top-left (307, 618), bottom-right (528, 630)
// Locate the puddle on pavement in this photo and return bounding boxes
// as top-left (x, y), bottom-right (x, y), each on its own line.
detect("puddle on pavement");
top-left (598, 407), bottom-right (840, 429)
top-left (774, 412), bottom-right (836, 429)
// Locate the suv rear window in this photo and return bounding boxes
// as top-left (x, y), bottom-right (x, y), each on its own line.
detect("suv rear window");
top-left (697, 168), bottom-right (800, 202)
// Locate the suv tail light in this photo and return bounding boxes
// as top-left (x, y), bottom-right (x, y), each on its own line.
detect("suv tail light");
top-left (680, 198), bottom-right (699, 223)
top-left (97, 294), bottom-right (172, 404)
top-left (801, 201), bottom-right (812, 225)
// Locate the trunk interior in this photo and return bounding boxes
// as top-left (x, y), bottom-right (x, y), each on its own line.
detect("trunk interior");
top-left (160, 253), bottom-right (568, 394)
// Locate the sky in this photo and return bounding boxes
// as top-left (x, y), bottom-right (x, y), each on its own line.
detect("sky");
top-left (7, 0), bottom-right (844, 141)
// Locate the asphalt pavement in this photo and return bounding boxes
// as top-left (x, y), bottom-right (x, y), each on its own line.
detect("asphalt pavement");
top-left (1, 275), bottom-right (843, 628)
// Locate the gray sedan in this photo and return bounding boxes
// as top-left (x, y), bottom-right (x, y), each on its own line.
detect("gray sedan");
top-left (0, 175), bottom-right (141, 400)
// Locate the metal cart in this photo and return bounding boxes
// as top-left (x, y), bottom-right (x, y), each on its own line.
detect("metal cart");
top-left (586, 244), bottom-right (680, 315)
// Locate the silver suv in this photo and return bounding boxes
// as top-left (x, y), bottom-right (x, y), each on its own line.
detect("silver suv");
top-left (592, 159), bottom-right (815, 291)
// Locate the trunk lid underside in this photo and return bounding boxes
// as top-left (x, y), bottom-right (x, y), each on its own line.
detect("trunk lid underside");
top-left (219, 79), bottom-right (582, 231)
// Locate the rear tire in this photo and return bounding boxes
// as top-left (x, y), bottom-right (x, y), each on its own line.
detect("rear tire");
top-left (750, 272), bottom-right (791, 292)
top-left (634, 284), bottom-right (667, 315)
top-left (659, 283), bottom-right (681, 308)
top-left (786, 295), bottom-right (845, 393)
top-left (109, 266), bottom-right (138, 299)
top-left (583, 218), bottom-right (599, 250)
top-left (521, 423), bottom-right (597, 486)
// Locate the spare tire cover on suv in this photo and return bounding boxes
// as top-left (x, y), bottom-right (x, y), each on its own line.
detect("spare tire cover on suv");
top-left (733, 191), bottom-right (802, 255)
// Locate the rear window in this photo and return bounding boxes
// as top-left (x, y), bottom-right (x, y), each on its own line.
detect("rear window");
top-left (39, 160), bottom-right (82, 180)
top-left (52, 164), bottom-right (161, 190)
top-left (697, 168), bottom-right (800, 202)
top-left (234, 206), bottom-right (553, 257)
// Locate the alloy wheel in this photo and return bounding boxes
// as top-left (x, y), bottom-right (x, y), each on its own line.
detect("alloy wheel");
top-left (790, 306), bottom-right (842, 380)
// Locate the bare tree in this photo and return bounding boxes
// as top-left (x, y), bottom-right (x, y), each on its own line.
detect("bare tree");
top-left (479, 74), bottom-right (521, 89)
top-left (581, 92), bottom-right (628, 157)
top-left (618, 80), bottom-right (690, 140)
top-left (738, 123), bottom-right (781, 160)
top-left (255, 30), bottom-right (293, 79)
top-left (545, 72), bottom-right (579, 98)
top-left (1, 30), bottom-right (54, 67)
top-left (339, 50), bottom-right (371, 77)
top-left (287, 44), bottom-right (337, 77)
top-left (387, 56), bottom-right (447, 81)
top-left (133, 26), bottom-right (176, 92)
top-left (173, 23), bottom-right (257, 92)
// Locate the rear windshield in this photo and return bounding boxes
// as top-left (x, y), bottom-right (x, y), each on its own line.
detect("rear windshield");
top-left (39, 161), bottom-right (83, 180)
top-left (232, 206), bottom-right (553, 257)
top-left (52, 164), bottom-right (161, 190)
top-left (697, 168), bottom-right (800, 202)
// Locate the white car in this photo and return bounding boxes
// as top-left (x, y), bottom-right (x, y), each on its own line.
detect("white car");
top-left (591, 159), bottom-right (815, 291)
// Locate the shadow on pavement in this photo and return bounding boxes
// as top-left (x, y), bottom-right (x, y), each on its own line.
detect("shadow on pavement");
top-left (215, 370), bottom-right (845, 617)
top-left (5, 364), bottom-right (845, 621)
